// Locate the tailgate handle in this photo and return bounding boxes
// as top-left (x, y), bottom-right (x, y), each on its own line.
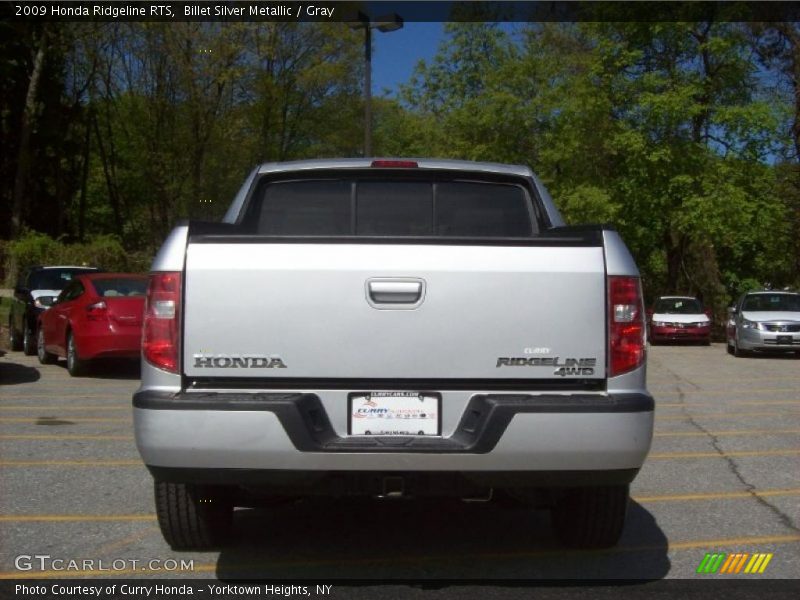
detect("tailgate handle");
top-left (367, 279), bottom-right (424, 305)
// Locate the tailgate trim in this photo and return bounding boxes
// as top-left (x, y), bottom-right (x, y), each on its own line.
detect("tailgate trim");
top-left (188, 234), bottom-right (603, 247)
top-left (183, 377), bottom-right (606, 392)
top-left (133, 391), bottom-right (652, 454)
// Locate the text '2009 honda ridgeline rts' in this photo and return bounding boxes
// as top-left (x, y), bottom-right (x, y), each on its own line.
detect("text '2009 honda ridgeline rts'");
top-left (133, 159), bottom-right (653, 551)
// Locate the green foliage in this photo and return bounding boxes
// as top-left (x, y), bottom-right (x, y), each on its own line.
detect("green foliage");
top-left (5, 232), bottom-right (152, 286)
top-left (5, 232), bottom-right (63, 284)
top-left (0, 297), bottom-right (11, 330)
top-left (2, 21), bottom-right (799, 309)
top-left (400, 21), bottom-right (799, 306)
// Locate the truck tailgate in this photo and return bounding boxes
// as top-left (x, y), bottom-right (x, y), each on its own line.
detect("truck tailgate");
top-left (183, 242), bottom-right (607, 380)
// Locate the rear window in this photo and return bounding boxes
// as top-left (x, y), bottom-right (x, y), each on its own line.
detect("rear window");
top-left (28, 268), bottom-right (98, 291)
top-left (654, 298), bottom-right (703, 314)
top-left (250, 178), bottom-right (536, 237)
top-left (91, 278), bottom-right (148, 298)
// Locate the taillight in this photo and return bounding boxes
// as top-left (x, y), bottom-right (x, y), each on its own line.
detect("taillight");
top-left (86, 301), bottom-right (108, 321)
top-left (609, 276), bottom-right (645, 376)
top-left (142, 272), bottom-right (181, 373)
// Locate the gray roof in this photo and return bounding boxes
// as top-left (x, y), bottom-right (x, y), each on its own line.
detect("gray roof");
top-left (256, 158), bottom-right (533, 177)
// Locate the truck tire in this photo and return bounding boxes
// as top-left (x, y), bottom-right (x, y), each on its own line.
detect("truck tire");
top-left (9, 320), bottom-right (23, 351)
top-left (552, 484), bottom-right (628, 548)
top-left (23, 324), bottom-right (37, 355)
top-left (37, 329), bottom-right (58, 365)
top-left (154, 481), bottom-right (233, 550)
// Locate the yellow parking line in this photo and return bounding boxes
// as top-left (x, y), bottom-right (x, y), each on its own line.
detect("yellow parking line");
top-left (657, 411), bottom-right (796, 420)
top-left (0, 395), bottom-right (134, 400)
top-left (649, 375), bottom-right (800, 388)
top-left (0, 417), bottom-right (130, 423)
top-left (654, 429), bottom-right (800, 437)
top-left (666, 534), bottom-right (800, 550)
top-left (0, 434), bottom-right (134, 441)
top-left (1, 534), bottom-right (798, 578)
top-left (95, 527), bottom-right (160, 555)
top-left (632, 488), bottom-right (800, 502)
top-left (656, 388), bottom-right (800, 396)
top-left (0, 460), bottom-right (141, 467)
top-left (658, 401), bottom-right (800, 407)
top-left (0, 406), bottom-right (129, 411)
top-left (649, 449), bottom-right (800, 459)
top-left (0, 514), bottom-right (155, 522)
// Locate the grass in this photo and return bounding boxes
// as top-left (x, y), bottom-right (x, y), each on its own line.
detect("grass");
top-left (0, 297), bottom-right (10, 327)
top-left (0, 297), bottom-right (10, 351)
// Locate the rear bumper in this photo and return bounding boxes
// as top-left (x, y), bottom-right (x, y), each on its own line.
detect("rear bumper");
top-left (134, 391), bottom-right (654, 474)
top-left (75, 328), bottom-right (141, 360)
top-left (650, 325), bottom-right (710, 341)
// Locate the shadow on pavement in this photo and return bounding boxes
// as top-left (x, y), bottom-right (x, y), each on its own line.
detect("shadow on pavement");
top-left (0, 360), bottom-right (41, 385)
top-left (736, 351), bottom-right (799, 360)
top-left (56, 358), bottom-right (141, 380)
top-left (214, 497), bottom-right (669, 581)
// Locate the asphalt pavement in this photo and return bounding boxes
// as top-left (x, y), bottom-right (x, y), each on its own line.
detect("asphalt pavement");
top-left (0, 344), bottom-right (798, 587)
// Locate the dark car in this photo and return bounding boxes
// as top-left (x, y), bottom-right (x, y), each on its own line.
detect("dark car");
top-left (37, 273), bottom-right (147, 376)
top-left (9, 265), bottom-right (100, 355)
top-left (647, 295), bottom-right (712, 345)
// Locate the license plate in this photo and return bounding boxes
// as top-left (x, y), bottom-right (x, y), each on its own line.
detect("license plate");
top-left (349, 392), bottom-right (440, 436)
top-left (776, 335), bottom-right (793, 344)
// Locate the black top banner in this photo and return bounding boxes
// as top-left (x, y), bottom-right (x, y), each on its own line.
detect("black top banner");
top-left (3, 1), bottom-right (800, 23)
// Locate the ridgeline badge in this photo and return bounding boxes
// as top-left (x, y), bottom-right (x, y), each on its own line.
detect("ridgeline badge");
top-left (496, 357), bottom-right (596, 376)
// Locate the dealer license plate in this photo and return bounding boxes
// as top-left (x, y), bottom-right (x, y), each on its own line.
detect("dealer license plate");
top-left (349, 392), bottom-right (440, 436)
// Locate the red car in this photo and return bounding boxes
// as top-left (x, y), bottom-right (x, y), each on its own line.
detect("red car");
top-left (647, 295), bottom-right (712, 345)
top-left (37, 273), bottom-right (148, 376)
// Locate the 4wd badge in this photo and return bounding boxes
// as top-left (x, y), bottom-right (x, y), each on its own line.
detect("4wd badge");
top-left (496, 357), bottom-right (596, 376)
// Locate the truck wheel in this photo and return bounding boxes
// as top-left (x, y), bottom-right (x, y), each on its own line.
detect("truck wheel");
top-left (154, 481), bottom-right (233, 550)
top-left (23, 325), bottom-right (37, 355)
top-left (552, 485), bottom-right (628, 549)
top-left (9, 320), bottom-right (23, 351)
top-left (66, 332), bottom-right (88, 376)
top-left (37, 329), bottom-right (57, 365)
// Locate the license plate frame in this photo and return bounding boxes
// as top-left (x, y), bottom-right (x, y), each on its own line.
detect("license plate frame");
top-left (348, 391), bottom-right (441, 436)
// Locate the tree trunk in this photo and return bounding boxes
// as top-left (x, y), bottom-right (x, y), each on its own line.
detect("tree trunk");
top-left (78, 110), bottom-right (92, 242)
top-left (665, 231), bottom-right (683, 291)
top-left (92, 109), bottom-right (123, 237)
top-left (11, 29), bottom-right (48, 238)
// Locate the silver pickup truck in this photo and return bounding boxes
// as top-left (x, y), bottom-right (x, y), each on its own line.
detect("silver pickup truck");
top-left (133, 159), bottom-right (653, 551)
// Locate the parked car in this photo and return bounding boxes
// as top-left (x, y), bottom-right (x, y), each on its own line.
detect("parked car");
top-left (37, 273), bottom-right (147, 375)
top-left (727, 290), bottom-right (800, 357)
top-left (9, 265), bottom-right (100, 355)
top-left (134, 158), bottom-right (653, 551)
top-left (647, 296), bottom-right (711, 345)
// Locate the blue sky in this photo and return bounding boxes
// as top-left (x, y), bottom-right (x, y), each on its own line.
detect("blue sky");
top-left (370, 22), bottom-right (445, 96)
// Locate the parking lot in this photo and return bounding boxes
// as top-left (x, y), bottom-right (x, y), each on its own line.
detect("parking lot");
top-left (0, 344), bottom-right (798, 580)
